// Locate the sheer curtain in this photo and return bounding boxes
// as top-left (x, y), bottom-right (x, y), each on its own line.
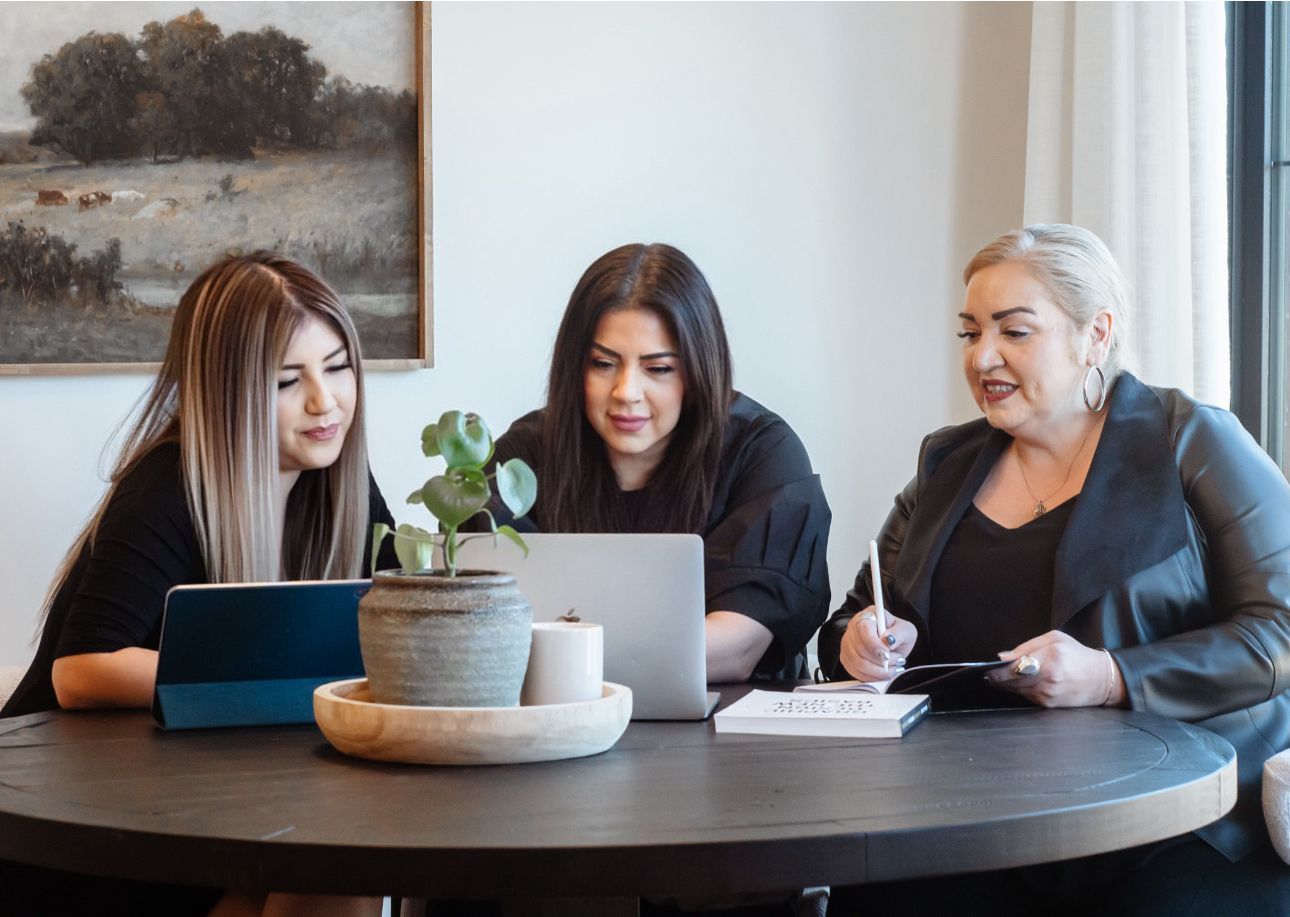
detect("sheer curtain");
top-left (1024, 1), bottom-right (1230, 407)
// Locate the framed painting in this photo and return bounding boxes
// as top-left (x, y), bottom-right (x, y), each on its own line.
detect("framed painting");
top-left (0, 1), bottom-right (432, 373)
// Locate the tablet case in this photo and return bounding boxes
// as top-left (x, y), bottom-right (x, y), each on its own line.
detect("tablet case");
top-left (152, 580), bottom-right (371, 730)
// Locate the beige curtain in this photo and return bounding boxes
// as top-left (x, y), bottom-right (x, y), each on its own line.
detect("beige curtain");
top-left (1024, 1), bottom-right (1229, 407)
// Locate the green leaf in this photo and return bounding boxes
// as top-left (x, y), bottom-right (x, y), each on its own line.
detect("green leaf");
top-left (392, 528), bottom-right (436, 573)
top-left (421, 423), bottom-right (441, 458)
top-left (436, 411), bottom-right (493, 468)
top-left (406, 488), bottom-right (424, 505)
top-left (395, 523), bottom-right (437, 539)
top-left (495, 525), bottom-right (529, 557)
top-left (422, 468), bottom-right (489, 528)
top-left (370, 522), bottom-right (390, 576)
top-left (496, 458), bottom-right (537, 518)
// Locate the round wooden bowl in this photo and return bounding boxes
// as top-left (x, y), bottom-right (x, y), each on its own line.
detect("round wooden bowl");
top-left (313, 678), bottom-right (632, 765)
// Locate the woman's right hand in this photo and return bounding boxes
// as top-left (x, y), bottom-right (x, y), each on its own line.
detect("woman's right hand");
top-left (839, 606), bottom-right (918, 681)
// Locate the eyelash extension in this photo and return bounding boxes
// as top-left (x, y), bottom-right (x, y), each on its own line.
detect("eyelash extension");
top-left (326, 361), bottom-right (353, 372)
top-left (277, 378), bottom-right (298, 391)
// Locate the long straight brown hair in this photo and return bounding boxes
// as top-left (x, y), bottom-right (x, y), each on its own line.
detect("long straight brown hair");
top-left (541, 243), bottom-right (733, 533)
top-left (41, 253), bottom-right (370, 622)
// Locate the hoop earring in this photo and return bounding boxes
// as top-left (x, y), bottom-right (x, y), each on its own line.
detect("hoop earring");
top-left (1083, 365), bottom-right (1107, 413)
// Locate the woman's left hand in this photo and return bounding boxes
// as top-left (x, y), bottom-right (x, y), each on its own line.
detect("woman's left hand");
top-left (987, 630), bottom-right (1122, 708)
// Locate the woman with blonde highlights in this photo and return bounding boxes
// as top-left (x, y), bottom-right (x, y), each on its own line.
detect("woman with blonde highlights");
top-left (2, 253), bottom-right (392, 916)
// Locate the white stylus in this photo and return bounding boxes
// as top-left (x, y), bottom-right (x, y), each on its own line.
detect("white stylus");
top-left (868, 540), bottom-right (889, 670)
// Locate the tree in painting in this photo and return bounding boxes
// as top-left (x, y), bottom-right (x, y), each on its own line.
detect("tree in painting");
top-left (20, 9), bottom-right (411, 165)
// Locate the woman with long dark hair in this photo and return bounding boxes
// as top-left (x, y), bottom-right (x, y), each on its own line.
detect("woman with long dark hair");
top-left (485, 243), bottom-right (831, 681)
top-left (3, 252), bottom-right (391, 916)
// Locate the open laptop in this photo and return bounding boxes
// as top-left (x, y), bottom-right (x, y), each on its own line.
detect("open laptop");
top-left (152, 579), bottom-right (371, 730)
top-left (456, 533), bottom-right (719, 720)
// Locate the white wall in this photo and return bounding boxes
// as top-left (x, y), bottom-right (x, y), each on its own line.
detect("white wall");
top-left (0, 1), bottom-right (1031, 667)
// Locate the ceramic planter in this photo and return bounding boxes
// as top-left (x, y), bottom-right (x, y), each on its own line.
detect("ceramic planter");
top-left (358, 570), bottom-right (532, 707)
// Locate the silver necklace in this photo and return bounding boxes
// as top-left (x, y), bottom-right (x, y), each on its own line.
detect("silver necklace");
top-left (1015, 420), bottom-right (1099, 518)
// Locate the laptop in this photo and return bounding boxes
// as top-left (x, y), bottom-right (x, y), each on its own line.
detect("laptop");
top-left (152, 579), bottom-right (371, 730)
top-left (456, 533), bottom-right (719, 720)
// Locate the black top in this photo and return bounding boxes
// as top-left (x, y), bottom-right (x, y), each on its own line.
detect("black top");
top-left (484, 393), bottom-right (832, 677)
top-left (2, 442), bottom-right (397, 718)
top-left (928, 499), bottom-right (1075, 663)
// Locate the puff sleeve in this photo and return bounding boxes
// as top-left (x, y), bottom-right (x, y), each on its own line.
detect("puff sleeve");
top-left (703, 413), bottom-right (832, 675)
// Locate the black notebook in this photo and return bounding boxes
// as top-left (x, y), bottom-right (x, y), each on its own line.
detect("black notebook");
top-left (797, 660), bottom-right (1017, 712)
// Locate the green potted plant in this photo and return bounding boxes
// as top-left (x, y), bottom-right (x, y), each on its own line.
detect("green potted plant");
top-left (358, 411), bottom-right (538, 708)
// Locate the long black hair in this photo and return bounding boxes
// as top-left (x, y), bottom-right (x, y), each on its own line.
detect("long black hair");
top-left (541, 243), bottom-right (733, 533)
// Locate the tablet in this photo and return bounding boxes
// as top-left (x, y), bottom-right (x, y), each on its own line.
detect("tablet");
top-left (152, 579), bottom-right (370, 730)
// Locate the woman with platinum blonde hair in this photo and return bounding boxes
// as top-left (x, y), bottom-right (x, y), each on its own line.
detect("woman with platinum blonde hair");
top-left (821, 224), bottom-right (1290, 913)
top-left (2, 252), bottom-right (394, 917)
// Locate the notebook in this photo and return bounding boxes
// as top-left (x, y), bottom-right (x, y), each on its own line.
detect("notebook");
top-left (795, 660), bottom-right (1014, 712)
top-left (455, 533), bottom-right (719, 720)
top-left (715, 689), bottom-right (930, 738)
top-left (152, 579), bottom-right (371, 730)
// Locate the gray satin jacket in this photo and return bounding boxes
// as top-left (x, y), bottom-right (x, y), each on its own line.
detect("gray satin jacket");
top-left (818, 372), bottom-right (1290, 861)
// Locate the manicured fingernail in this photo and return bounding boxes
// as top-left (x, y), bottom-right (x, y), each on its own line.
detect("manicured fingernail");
top-left (884, 633), bottom-right (897, 647)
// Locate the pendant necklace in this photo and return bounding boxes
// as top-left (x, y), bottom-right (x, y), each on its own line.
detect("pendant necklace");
top-left (1015, 419), bottom-right (1099, 518)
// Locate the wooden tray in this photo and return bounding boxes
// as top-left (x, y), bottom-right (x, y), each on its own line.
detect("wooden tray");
top-left (313, 678), bottom-right (632, 765)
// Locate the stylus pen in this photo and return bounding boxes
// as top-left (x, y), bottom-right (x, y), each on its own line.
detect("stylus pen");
top-left (868, 540), bottom-right (889, 671)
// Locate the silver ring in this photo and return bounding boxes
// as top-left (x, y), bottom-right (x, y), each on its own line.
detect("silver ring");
top-left (857, 611), bottom-right (877, 624)
top-left (1014, 654), bottom-right (1041, 677)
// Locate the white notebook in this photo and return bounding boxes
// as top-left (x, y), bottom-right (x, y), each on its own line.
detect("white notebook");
top-left (713, 689), bottom-right (930, 739)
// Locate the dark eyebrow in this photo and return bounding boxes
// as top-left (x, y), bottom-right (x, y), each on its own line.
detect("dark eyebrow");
top-left (590, 343), bottom-right (679, 361)
top-left (281, 345), bottom-right (347, 371)
top-left (957, 307), bottom-right (1035, 323)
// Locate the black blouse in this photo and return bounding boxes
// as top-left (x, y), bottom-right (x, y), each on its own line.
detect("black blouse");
top-left (3, 442), bottom-right (397, 718)
top-left (928, 498), bottom-right (1076, 663)
top-left (483, 393), bottom-right (832, 677)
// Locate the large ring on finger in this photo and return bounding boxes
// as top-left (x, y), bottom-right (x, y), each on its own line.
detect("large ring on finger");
top-left (1014, 654), bottom-right (1041, 677)
top-left (857, 611), bottom-right (876, 624)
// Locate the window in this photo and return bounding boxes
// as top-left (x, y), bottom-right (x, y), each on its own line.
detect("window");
top-left (1230, 2), bottom-right (1290, 468)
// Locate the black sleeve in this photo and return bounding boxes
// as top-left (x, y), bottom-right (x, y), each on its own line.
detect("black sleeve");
top-left (55, 447), bottom-right (206, 657)
top-left (817, 471), bottom-right (920, 680)
top-left (365, 472), bottom-right (401, 575)
top-left (1114, 405), bottom-right (1290, 720)
top-left (463, 412), bottom-right (544, 535)
top-left (703, 420), bottom-right (832, 675)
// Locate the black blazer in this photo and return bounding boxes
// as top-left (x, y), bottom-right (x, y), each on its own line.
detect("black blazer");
top-left (818, 372), bottom-right (1290, 861)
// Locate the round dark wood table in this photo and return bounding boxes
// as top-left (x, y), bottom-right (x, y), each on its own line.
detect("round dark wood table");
top-left (0, 698), bottom-right (1235, 910)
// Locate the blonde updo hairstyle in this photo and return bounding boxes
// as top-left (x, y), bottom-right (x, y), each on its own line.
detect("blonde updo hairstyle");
top-left (963, 223), bottom-right (1129, 381)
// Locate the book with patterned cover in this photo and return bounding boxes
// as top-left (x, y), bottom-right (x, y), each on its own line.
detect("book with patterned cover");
top-left (713, 689), bottom-right (930, 738)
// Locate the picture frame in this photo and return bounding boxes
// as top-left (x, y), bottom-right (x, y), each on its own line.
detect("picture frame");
top-left (0, 1), bottom-right (432, 374)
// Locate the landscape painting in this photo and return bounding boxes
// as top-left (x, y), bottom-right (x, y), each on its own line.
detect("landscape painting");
top-left (0, 1), bottom-right (429, 372)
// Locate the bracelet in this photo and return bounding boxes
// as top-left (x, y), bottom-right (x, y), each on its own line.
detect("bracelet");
top-left (1099, 648), bottom-right (1118, 706)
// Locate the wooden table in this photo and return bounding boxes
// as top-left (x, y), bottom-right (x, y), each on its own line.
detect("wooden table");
top-left (0, 700), bottom-right (1235, 912)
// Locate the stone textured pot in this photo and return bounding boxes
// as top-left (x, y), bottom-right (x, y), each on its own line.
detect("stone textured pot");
top-left (358, 570), bottom-right (532, 707)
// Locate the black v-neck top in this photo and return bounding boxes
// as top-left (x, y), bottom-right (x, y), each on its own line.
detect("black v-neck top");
top-left (928, 497), bottom-right (1076, 663)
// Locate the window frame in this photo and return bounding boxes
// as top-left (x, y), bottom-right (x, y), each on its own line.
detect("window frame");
top-left (1228, 1), bottom-right (1284, 462)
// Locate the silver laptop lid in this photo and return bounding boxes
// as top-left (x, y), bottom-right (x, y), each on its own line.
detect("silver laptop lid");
top-left (455, 533), bottom-right (712, 720)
